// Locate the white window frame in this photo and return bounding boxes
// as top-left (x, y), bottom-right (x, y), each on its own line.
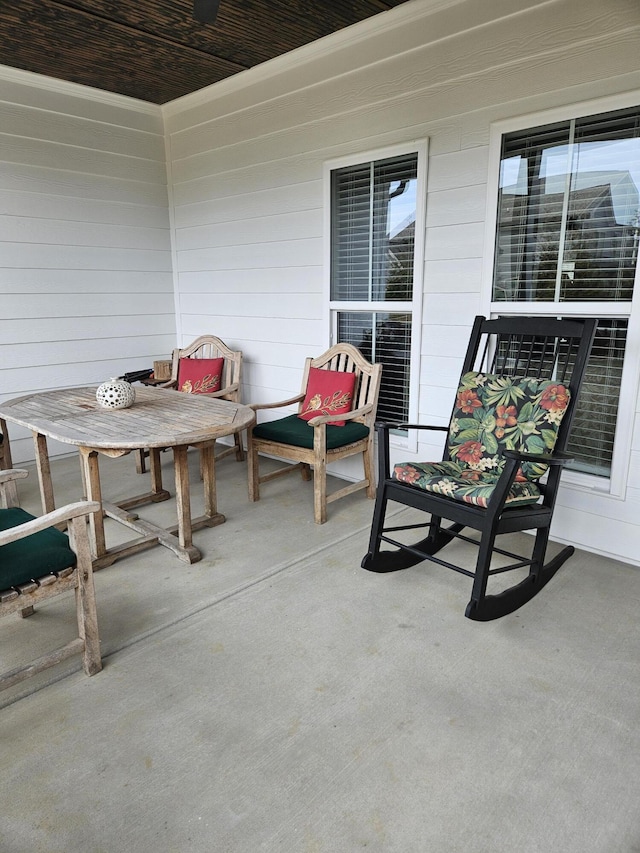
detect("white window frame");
top-left (482, 94), bottom-right (640, 499)
top-left (323, 140), bottom-right (427, 452)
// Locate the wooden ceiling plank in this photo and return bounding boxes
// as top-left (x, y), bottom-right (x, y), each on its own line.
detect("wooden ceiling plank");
top-left (0, 0), bottom-right (413, 103)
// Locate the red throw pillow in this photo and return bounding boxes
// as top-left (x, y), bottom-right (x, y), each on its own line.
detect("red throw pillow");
top-left (177, 357), bottom-right (224, 394)
top-left (298, 367), bottom-right (356, 426)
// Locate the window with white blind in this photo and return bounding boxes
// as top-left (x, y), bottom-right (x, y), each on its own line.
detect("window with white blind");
top-left (491, 105), bottom-right (639, 480)
top-left (327, 146), bottom-right (425, 428)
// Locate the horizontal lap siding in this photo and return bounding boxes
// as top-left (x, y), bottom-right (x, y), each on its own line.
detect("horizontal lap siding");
top-left (0, 77), bottom-right (175, 463)
top-left (165, 0), bottom-right (640, 562)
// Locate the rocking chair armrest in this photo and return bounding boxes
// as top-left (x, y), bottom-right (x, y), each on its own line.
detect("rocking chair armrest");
top-left (249, 393), bottom-right (305, 413)
top-left (375, 421), bottom-right (449, 433)
top-left (0, 500), bottom-right (101, 547)
top-left (502, 449), bottom-right (575, 467)
top-left (308, 403), bottom-right (373, 426)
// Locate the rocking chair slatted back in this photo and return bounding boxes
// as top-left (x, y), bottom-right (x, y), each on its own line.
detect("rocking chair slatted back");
top-left (461, 315), bottom-right (595, 458)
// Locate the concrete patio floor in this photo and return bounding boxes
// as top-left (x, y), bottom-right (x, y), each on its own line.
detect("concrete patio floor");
top-left (1, 449), bottom-right (639, 852)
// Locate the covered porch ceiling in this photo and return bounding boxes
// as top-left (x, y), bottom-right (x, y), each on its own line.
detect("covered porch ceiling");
top-left (0, 0), bottom-right (412, 104)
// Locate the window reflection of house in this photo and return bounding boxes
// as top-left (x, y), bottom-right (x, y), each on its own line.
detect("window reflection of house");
top-left (385, 217), bottom-right (415, 301)
top-left (496, 170), bottom-right (639, 302)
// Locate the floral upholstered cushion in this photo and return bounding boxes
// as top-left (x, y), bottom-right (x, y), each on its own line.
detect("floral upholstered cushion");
top-left (392, 460), bottom-right (541, 508)
top-left (448, 371), bottom-right (570, 481)
top-left (391, 371), bottom-right (571, 508)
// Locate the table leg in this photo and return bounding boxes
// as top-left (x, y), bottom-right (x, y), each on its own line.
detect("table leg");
top-left (90, 444), bottom-right (201, 568)
top-left (33, 431), bottom-right (55, 515)
top-left (173, 445), bottom-right (192, 550)
top-left (149, 448), bottom-right (164, 496)
top-left (201, 443), bottom-right (217, 518)
top-left (79, 448), bottom-right (107, 561)
top-left (198, 442), bottom-right (226, 529)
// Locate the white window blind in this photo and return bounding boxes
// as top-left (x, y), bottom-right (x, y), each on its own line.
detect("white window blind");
top-left (565, 318), bottom-right (627, 476)
top-left (330, 152), bottom-right (418, 425)
top-left (337, 311), bottom-right (411, 423)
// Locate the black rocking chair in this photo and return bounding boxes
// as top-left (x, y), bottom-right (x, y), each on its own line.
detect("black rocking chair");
top-left (362, 315), bottom-right (597, 621)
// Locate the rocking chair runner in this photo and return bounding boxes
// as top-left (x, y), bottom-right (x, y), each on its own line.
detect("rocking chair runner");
top-left (362, 315), bottom-right (597, 621)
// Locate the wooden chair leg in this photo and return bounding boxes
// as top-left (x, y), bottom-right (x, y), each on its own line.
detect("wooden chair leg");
top-left (300, 463), bottom-right (312, 482)
top-left (247, 434), bottom-right (260, 502)
top-left (363, 444), bottom-right (376, 499)
top-left (69, 515), bottom-right (102, 677)
top-left (234, 432), bottom-right (245, 462)
top-left (313, 459), bottom-right (327, 524)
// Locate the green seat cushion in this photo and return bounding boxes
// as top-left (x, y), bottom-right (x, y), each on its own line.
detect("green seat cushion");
top-left (393, 460), bottom-right (541, 508)
top-left (253, 414), bottom-right (370, 450)
top-left (0, 507), bottom-right (77, 590)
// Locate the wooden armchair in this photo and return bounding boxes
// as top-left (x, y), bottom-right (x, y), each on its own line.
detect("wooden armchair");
top-left (247, 343), bottom-right (382, 524)
top-left (362, 315), bottom-right (597, 621)
top-left (137, 335), bottom-right (244, 473)
top-left (0, 469), bottom-right (102, 691)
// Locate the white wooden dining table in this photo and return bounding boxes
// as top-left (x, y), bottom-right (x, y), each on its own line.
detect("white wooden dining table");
top-left (0, 386), bottom-right (256, 568)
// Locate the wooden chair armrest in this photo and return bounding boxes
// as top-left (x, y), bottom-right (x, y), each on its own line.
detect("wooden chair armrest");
top-left (159, 382), bottom-right (240, 398)
top-left (307, 404), bottom-right (373, 426)
top-left (201, 383), bottom-right (240, 399)
top-left (250, 393), bottom-right (305, 412)
top-left (0, 469), bottom-right (29, 485)
top-left (0, 500), bottom-right (100, 547)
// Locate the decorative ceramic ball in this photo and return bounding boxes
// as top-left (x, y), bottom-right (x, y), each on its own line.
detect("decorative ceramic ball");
top-left (96, 378), bottom-right (136, 410)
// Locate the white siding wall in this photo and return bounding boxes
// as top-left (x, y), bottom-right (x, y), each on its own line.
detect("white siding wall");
top-left (0, 69), bottom-right (176, 463)
top-left (163, 0), bottom-right (640, 564)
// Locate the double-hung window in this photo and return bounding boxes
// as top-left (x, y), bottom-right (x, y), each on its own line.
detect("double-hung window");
top-left (490, 104), bottom-right (640, 489)
top-left (326, 144), bottom-right (426, 432)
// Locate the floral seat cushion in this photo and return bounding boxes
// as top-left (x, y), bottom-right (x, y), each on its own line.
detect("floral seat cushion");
top-left (393, 460), bottom-right (541, 507)
top-left (392, 371), bottom-right (571, 509)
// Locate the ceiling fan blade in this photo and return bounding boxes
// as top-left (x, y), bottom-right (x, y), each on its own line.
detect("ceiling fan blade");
top-left (193, 0), bottom-right (221, 23)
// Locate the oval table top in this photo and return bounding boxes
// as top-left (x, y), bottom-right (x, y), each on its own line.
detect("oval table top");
top-left (0, 386), bottom-right (256, 451)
